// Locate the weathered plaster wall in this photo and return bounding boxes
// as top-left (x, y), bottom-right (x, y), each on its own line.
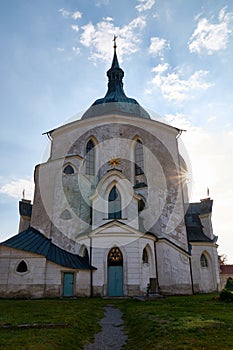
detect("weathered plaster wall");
top-left (32, 115), bottom-right (188, 255)
top-left (156, 240), bottom-right (192, 295)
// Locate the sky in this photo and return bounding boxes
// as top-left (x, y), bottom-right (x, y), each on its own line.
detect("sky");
top-left (0, 0), bottom-right (233, 262)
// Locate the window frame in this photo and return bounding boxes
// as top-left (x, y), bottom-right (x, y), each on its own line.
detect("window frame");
top-left (142, 248), bottom-right (149, 264)
top-left (108, 185), bottom-right (122, 220)
top-left (135, 139), bottom-right (144, 176)
top-left (86, 139), bottom-right (95, 176)
top-left (200, 253), bottom-right (208, 268)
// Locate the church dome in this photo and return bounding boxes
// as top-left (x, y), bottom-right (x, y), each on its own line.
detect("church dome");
top-left (81, 38), bottom-right (150, 120)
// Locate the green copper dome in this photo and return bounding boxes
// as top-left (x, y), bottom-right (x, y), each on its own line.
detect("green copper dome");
top-left (81, 40), bottom-right (150, 120)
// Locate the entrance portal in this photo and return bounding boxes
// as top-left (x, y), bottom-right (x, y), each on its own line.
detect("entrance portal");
top-left (63, 272), bottom-right (74, 297)
top-left (107, 247), bottom-right (123, 296)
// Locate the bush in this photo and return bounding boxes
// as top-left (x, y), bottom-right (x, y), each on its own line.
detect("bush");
top-left (220, 289), bottom-right (233, 301)
top-left (225, 277), bottom-right (233, 291)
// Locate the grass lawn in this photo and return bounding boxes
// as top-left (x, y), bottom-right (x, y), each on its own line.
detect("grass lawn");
top-left (0, 294), bottom-right (232, 350)
top-left (118, 294), bottom-right (233, 350)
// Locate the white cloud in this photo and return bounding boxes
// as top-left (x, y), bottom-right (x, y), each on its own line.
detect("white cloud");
top-left (57, 47), bottom-right (65, 52)
top-left (0, 179), bottom-right (34, 200)
top-left (136, 0), bottom-right (156, 12)
top-left (189, 7), bottom-right (233, 55)
top-left (80, 16), bottom-right (146, 63)
top-left (152, 63), bottom-right (169, 73)
top-left (72, 11), bottom-right (82, 20)
top-left (150, 65), bottom-right (213, 101)
top-left (103, 17), bottom-right (113, 22)
top-left (58, 8), bottom-right (70, 18)
top-left (72, 47), bottom-right (81, 55)
top-left (58, 8), bottom-right (82, 20)
top-left (71, 24), bottom-right (79, 32)
top-left (207, 115), bottom-right (217, 122)
top-left (165, 113), bottom-right (192, 130)
top-left (149, 36), bottom-right (170, 57)
top-left (95, 0), bottom-right (110, 6)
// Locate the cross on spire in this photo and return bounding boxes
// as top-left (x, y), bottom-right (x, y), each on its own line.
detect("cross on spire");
top-left (113, 35), bottom-right (117, 50)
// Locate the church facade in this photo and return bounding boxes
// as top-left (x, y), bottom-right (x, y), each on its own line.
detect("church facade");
top-left (0, 44), bottom-right (220, 298)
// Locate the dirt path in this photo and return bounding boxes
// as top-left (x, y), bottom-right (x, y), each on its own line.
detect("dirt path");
top-left (84, 305), bottom-right (128, 350)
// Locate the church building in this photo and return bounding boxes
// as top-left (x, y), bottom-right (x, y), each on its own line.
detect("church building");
top-left (0, 41), bottom-right (220, 298)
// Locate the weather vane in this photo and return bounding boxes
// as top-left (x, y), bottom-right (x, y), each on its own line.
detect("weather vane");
top-left (113, 35), bottom-right (118, 49)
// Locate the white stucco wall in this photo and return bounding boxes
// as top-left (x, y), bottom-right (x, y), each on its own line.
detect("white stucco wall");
top-left (190, 243), bottom-right (220, 293)
top-left (156, 240), bottom-right (192, 294)
top-left (0, 246), bottom-right (90, 298)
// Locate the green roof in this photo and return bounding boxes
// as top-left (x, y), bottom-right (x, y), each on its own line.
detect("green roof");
top-left (1, 227), bottom-right (95, 270)
top-left (81, 46), bottom-right (150, 120)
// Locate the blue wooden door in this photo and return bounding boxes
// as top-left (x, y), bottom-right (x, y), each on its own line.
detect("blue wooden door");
top-left (108, 265), bottom-right (123, 296)
top-left (63, 273), bottom-right (74, 297)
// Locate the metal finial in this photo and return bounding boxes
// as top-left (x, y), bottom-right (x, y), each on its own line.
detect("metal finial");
top-left (113, 35), bottom-right (117, 49)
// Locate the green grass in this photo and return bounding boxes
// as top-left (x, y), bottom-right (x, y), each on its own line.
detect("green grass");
top-left (0, 294), bottom-right (233, 350)
top-left (0, 298), bottom-right (106, 350)
top-left (117, 294), bottom-right (233, 350)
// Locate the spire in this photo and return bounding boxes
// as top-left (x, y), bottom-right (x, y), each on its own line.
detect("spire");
top-left (106, 36), bottom-right (124, 88)
top-left (111, 35), bottom-right (120, 69)
top-left (81, 37), bottom-right (150, 119)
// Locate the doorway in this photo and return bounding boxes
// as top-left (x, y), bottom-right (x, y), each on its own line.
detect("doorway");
top-left (63, 272), bottom-right (74, 297)
top-left (107, 247), bottom-right (123, 296)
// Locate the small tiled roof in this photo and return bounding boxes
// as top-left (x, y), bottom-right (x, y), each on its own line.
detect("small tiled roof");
top-left (1, 227), bottom-right (95, 270)
top-left (186, 199), bottom-right (213, 216)
top-left (220, 265), bottom-right (233, 274)
top-left (185, 212), bottom-right (213, 243)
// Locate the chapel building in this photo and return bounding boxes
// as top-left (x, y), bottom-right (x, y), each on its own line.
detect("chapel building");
top-left (0, 43), bottom-right (220, 298)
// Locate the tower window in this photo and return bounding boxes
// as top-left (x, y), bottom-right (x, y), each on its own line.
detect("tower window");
top-left (83, 247), bottom-right (89, 263)
top-left (86, 140), bottom-right (95, 176)
top-left (16, 260), bottom-right (28, 273)
top-left (135, 140), bottom-right (144, 175)
top-left (200, 253), bottom-right (208, 268)
top-left (108, 185), bottom-right (121, 219)
top-left (138, 198), bottom-right (145, 212)
top-left (142, 248), bottom-right (148, 264)
top-left (63, 165), bottom-right (75, 175)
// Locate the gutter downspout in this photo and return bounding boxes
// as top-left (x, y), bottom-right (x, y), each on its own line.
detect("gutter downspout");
top-left (189, 252), bottom-right (194, 295)
top-left (90, 236), bottom-right (93, 297)
top-left (154, 239), bottom-right (160, 293)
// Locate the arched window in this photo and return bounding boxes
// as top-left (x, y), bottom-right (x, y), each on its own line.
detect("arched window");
top-left (83, 247), bottom-right (89, 263)
top-left (16, 260), bottom-right (28, 273)
top-left (200, 253), bottom-right (208, 268)
top-left (86, 140), bottom-right (95, 176)
top-left (108, 247), bottom-right (123, 266)
top-left (63, 164), bottom-right (74, 175)
top-left (142, 248), bottom-right (148, 264)
top-left (135, 140), bottom-right (144, 175)
top-left (108, 185), bottom-right (121, 219)
top-left (138, 198), bottom-right (145, 212)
